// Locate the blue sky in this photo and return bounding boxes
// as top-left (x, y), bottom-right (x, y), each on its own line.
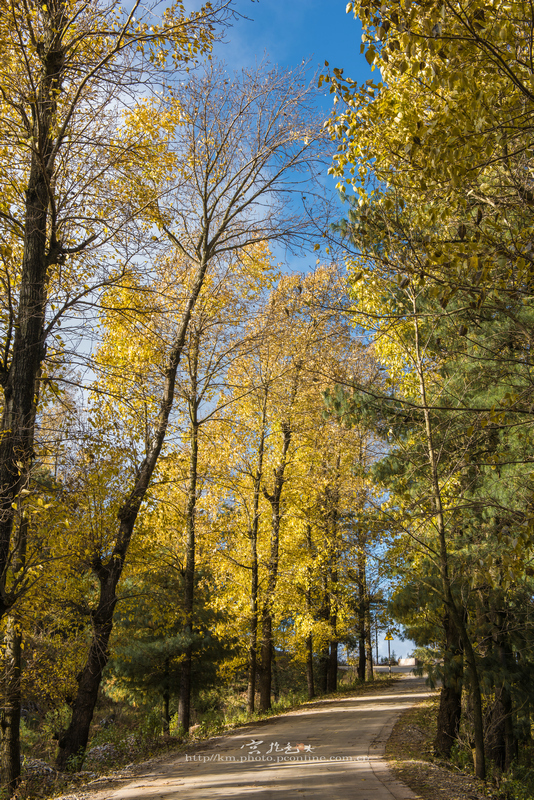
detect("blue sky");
top-left (219, 0), bottom-right (371, 86)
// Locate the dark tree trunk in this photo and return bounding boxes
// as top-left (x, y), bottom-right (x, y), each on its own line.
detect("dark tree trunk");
top-left (318, 646), bottom-right (329, 693)
top-left (317, 570), bottom-right (330, 693)
top-left (437, 571), bottom-right (484, 777)
top-left (304, 524), bottom-right (315, 699)
top-left (435, 684), bottom-right (463, 759)
top-left (487, 688), bottom-right (510, 771)
top-left (258, 608), bottom-right (273, 711)
top-left (465, 644), bottom-right (485, 779)
top-left (434, 611), bottom-right (463, 759)
top-left (498, 629), bottom-right (515, 772)
top-left (247, 394), bottom-right (267, 714)
top-left (486, 610), bottom-right (515, 771)
top-left (258, 420), bottom-right (292, 712)
top-left (178, 335), bottom-right (200, 733)
top-left (247, 612), bottom-right (258, 714)
top-left (178, 646), bottom-right (193, 732)
top-left (326, 638), bottom-right (338, 692)
top-left (357, 631), bottom-right (366, 681)
top-left (326, 567), bottom-right (338, 692)
top-left (365, 602), bottom-right (374, 681)
top-left (56, 571), bottom-right (117, 770)
top-left (305, 635), bottom-right (315, 699)
top-left (272, 646), bottom-right (280, 702)
top-left (357, 550), bottom-right (366, 682)
top-left (0, 619), bottom-right (22, 796)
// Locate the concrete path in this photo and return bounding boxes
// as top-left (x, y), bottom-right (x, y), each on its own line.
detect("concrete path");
top-left (100, 675), bottom-right (432, 800)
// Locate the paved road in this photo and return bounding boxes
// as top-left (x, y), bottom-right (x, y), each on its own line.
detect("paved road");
top-left (102, 675), bottom-right (433, 800)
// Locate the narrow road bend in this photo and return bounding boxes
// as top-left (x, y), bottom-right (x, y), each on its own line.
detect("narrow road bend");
top-left (95, 675), bottom-right (433, 800)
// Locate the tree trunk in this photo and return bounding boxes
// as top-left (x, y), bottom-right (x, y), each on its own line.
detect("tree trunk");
top-left (499, 634), bottom-right (515, 772)
top-left (305, 634), bottom-right (315, 699)
top-left (318, 646), bottom-right (329, 693)
top-left (357, 548), bottom-right (366, 682)
top-left (365, 601), bottom-right (374, 681)
top-left (487, 687), bottom-right (510, 772)
top-left (56, 572), bottom-right (116, 770)
top-left (304, 524), bottom-right (315, 699)
top-left (486, 610), bottom-right (515, 771)
top-left (178, 646), bottom-right (193, 733)
top-left (272, 646), bottom-right (280, 702)
top-left (434, 612), bottom-right (463, 759)
top-left (0, 618), bottom-right (22, 797)
top-left (247, 393), bottom-right (267, 714)
top-left (327, 637), bottom-right (338, 692)
top-left (317, 570), bottom-right (330, 693)
top-left (247, 611), bottom-right (258, 714)
top-left (258, 607), bottom-right (273, 711)
top-left (326, 565), bottom-right (338, 692)
top-left (460, 628), bottom-right (485, 779)
top-left (375, 616), bottom-right (379, 666)
top-left (178, 335), bottom-right (200, 733)
top-left (258, 420), bottom-right (292, 712)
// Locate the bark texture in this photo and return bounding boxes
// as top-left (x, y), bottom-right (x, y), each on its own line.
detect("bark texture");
top-left (434, 612), bottom-right (463, 759)
top-left (178, 334), bottom-right (200, 733)
top-left (247, 393), bottom-right (267, 714)
top-left (0, 619), bottom-right (22, 796)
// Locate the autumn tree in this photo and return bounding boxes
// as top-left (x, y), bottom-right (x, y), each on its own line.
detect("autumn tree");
top-left (55, 59), bottom-right (328, 769)
top-left (284, 411), bottom-right (377, 692)
top-left (317, 0), bottom-right (534, 781)
top-left (0, 0), bottom-right (233, 630)
top-left (205, 266), bottom-right (375, 709)
top-left (166, 247), bottom-right (275, 731)
top-left (0, 456), bottom-right (87, 791)
top-left (325, 250), bottom-right (534, 776)
top-left (323, 0), bottom-right (534, 444)
top-left (0, 3), bottom-right (237, 788)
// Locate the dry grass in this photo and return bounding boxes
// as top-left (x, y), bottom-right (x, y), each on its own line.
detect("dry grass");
top-left (386, 696), bottom-right (498, 800)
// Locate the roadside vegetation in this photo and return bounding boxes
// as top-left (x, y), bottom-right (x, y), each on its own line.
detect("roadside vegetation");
top-left (387, 697), bottom-right (534, 800)
top-left (14, 669), bottom-right (395, 800)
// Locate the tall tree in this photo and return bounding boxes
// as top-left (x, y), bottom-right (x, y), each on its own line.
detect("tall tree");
top-left (321, 0), bottom-right (534, 780)
top-left (0, 0), bottom-right (231, 624)
top-left (206, 266), bottom-right (375, 707)
top-left (173, 248), bottom-right (272, 731)
top-left (55, 60), bottom-right (327, 769)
